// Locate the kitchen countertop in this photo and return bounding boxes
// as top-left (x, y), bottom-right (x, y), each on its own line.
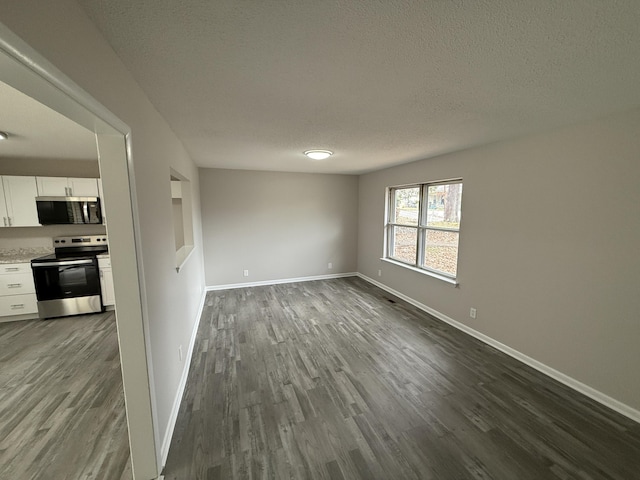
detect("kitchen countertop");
top-left (0, 247), bottom-right (54, 264)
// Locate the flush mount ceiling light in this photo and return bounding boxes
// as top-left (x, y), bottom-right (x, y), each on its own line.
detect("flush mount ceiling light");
top-left (0, 132), bottom-right (8, 140)
top-left (304, 149), bottom-right (333, 160)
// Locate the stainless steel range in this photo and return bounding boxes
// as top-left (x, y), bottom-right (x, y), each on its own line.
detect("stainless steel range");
top-left (31, 235), bottom-right (108, 319)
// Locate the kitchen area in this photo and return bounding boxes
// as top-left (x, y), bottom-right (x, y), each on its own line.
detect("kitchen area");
top-left (0, 80), bottom-right (131, 478)
top-left (0, 175), bottom-right (114, 321)
top-left (0, 79), bottom-right (115, 322)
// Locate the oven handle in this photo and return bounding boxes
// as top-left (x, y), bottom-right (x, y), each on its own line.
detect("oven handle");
top-left (32, 259), bottom-right (94, 267)
top-left (83, 201), bottom-right (90, 223)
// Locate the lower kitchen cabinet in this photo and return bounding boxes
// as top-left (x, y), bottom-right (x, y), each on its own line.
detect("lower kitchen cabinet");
top-left (98, 256), bottom-right (115, 307)
top-left (0, 263), bottom-right (38, 320)
top-left (0, 294), bottom-right (38, 317)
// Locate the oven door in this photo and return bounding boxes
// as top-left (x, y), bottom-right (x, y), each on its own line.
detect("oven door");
top-left (32, 258), bottom-right (101, 300)
top-left (31, 258), bottom-right (103, 318)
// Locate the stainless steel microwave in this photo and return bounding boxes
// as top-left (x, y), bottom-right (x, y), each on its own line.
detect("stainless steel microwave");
top-left (36, 196), bottom-right (102, 225)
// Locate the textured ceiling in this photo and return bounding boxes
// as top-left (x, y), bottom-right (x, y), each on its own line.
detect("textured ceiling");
top-left (78, 0), bottom-right (640, 174)
top-left (0, 81), bottom-right (98, 161)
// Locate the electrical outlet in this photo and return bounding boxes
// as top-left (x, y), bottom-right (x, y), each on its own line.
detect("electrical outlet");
top-left (378, 269), bottom-right (382, 277)
top-left (243, 269), bottom-right (249, 277)
top-left (470, 308), bottom-right (477, 319)
top-left (178, 345), bottom-right (183, 361)
top-left (328, 262), bottom-right (333, 269)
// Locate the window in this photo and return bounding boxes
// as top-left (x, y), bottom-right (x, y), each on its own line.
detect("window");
top-left (385, 180), bottom-right (463, 279)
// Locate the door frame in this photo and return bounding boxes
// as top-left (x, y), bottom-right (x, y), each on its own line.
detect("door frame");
top-left (0, 22), bottom-right (160, 479)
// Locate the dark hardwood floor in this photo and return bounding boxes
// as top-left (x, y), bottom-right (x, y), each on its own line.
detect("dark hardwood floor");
top-left (164, 277), bottom-right (640, 479)
top-left (0, 311), bottom-right (131, 480)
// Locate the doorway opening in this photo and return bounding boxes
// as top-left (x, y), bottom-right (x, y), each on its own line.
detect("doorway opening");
top-left (0, 23), bottom-right (160, 479)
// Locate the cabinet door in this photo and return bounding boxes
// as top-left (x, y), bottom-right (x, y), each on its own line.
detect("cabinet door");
top-left (2, 176), bottom-right (40, 227)
top-left (69, 178), bottom-right (99, 197)
top-left (36, 176), bottom-right (69, 196)
top-left (100, 267), bottom-right (115, 306)
top-left (97, 178), bottom-right (107, 224)
top-left (0, 294), bottom-right (38, 316)
top-left (0, 179), bottom-right (8, 227)
top-left (1, 264), bottom-right (31, 274)
top-left (0, 272), bottom-right (36, 295)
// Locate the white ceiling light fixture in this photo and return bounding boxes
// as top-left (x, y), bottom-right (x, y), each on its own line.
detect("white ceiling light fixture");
top-left (0, 131), bottom-right (8, 140)
top-left (304, 149), bottom-right (333, 160)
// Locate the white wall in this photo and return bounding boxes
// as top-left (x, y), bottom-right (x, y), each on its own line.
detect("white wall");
top-left (201, 168), bottom-right (358, 286)
top-left (358, 107), bottom-right (640, 413)
top-left (0, 158), bottom-right (100, 177)
top-left (0, 0), bottom-right (206, 470)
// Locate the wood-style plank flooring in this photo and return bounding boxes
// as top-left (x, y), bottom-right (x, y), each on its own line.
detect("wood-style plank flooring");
top-left (0, 311), bottom-right (131, 480)
top-left (164, 277), bottom-right (640, 479)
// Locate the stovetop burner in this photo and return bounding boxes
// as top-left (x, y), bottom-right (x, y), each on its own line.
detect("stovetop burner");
top-left (32, 252), bottom-right (104, 262)
top-left (31, 235), bottom-right (108, 264)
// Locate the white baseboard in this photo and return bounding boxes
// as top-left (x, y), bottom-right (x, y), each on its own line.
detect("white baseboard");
top-left (357, 273), bottom-right (640, 425)
top-left (159, 287), bottom-right (208, 466)
top-left (0, 313), bottom-right (39, 323)
top-left (206, 272), bottom-right (358, 291)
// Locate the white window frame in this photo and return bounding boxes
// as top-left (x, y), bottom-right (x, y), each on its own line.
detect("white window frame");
top-left (384, 179), bottom-right (463, 282)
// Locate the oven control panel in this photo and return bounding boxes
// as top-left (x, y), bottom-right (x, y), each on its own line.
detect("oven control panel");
top-left (53, 236), bottom-right (108, 247)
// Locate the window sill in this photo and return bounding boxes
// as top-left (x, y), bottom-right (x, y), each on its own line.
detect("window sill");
top-left (175, 244), bottom-right (195, 273)
top-left (380, 257), bottom-right (459, 285)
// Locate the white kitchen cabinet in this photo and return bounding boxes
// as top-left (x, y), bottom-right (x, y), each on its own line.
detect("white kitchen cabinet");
top-left (0, 263), bottom-right (38, 319)
top-left (0, 294), bottom-right (38, 317)
top-left (97, 178), bottom-right (107, 224)
top-left (35, 176), bottom-right (69, 196)
top-left (0, 181), bottom-right (7, 227)
top-left (0, 263), bottom-right (31, 275)
top-left (0, 176), bottom-right (40, 227)
top-left (69, 178), bottom-right (99, 196)
top-left (0, 272), bottom-right (36, 296)
top-left (36, 176), bottom-right (99, 197)
top-left (98, 256), bottom-right (115, 307)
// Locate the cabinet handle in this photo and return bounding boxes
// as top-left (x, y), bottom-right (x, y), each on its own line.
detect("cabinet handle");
top-left (10, 304), bottom-right (25, 309)
top-left (7, 283), bottom-right (23, 288)
top-left (8, 217), bottom-right (12, 226)
top-left (2, 217), bottom-right (6, 227)
top-left (4, 267), bottom-right (20, 272)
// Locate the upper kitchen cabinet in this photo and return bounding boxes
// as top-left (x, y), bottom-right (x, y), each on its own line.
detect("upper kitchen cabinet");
top-left (35, 176), bottom-right (68, 196)
top-left (0, 176), bottom-right (40, 227)
top-left (36, 176), bottom-right (99, 197)
top-left (69, 178), bottom-right (99, 196)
